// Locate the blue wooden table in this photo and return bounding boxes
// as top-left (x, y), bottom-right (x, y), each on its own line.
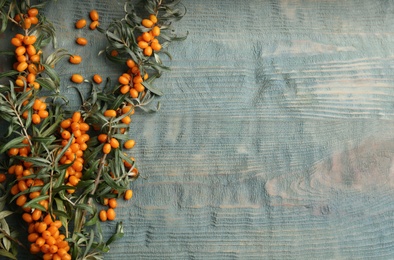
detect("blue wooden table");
top-left (17, 0), bottom-right (394, 259)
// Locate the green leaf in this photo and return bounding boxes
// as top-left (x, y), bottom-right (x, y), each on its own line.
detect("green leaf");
top-left (22, 195), bottom-right (49, 209)
top-left (141, 80), bottom-right (163, 96)
top-left (106, 222), bottom-right (124, 245)
top-left (0, 249), bottom-right (16, 260)
top-left (0, 136), bottom-right (26, 154)
top-left (0, 211), bottom-right (12, 220)
top-left (0, 71), bottom-right (18, 80)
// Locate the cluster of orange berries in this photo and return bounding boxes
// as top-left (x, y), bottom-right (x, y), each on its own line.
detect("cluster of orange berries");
top-left (137, 14), bottom-right (162, 56)
top-left (118, 59), bottom-right (148, 98)
top-left (21, 98), bottom-right (49, 125)
top-left (14, 7), bottom-right (39, 29)
top-left (58, 112), bottom-right (90, 193)
top-left (11, 33), bottom-right (42, 89)
top-left (98, 189), bottom-right (133, 222)
top-left (27, 214), bottom-right (71, 260)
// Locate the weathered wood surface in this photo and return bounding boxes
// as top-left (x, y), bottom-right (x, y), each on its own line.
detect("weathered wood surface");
top-left (16, 0), bottom-right (394, 259)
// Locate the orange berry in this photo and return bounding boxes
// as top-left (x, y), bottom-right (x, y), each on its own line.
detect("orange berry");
top-left (138, 40), bottom-right (149, 49)
top-left (69, 55), bottom-right (82, 64)
top-left (16, 61), bottom-right (28, 72)
top-left (36, 222), bottom-right (47, 233)
top-left (142, 19), bottom-right (154, 28)
top-left (126, 59), bottom-right (136, 68)
top-left (32, 114), bottom-right (41, 124)
top-left (149, 14), bottom-right (158, 24)
top-left (22, 213), bottom-right (33, 223)
top-left (104, 109), bottom-right (117, 117)
top-left (61, 130), bottom-right (71, 140)
top-left (151, 41), bottom-right (162, 51)
top-left (40, 244), bottom-right (50, 254)
top-left (89, 10), bottom-right (99, 21)
top-left (28, 8), bottom-right (39, 17)
top-left (60, 118), bottom-right (72, 129)
top-left (28, 63), bottom-right (38, 74)
top-left (110, 50), bottom-right (118, 57)
top-left (124, 139), bottom-right (136, 149)
top-left (89, 21), bottom-right (99, 30)
top-left (28, 232), bottom-right (39, 243)
top-left (38, 110), bottom-right (49, 119)
top-left (30, 243), bottom-right (41, 254)
top-left (46, 236), bottom-right (56, 246)
top-left (134, 83), bottom-right (145, 92)
top-left (129, 88), bottom-right (139, 98)
top-left (16, 194), bottom-right (27, 206)
top-left (72, 111), bottom-right (81, 123)
top-left (11, 37), bottom-right (22, 47)
top-left (32, 209), bottom-right (42, 221)
top-left (120, 85), bottom-right (130, 94)
top-left (97, 134), bottom-right (108, 143)
top-left (124, 189), bottom-right (133, 200)
top-left (29, 16), bottom-right (39, 25)
top-left (106, 208), bottom-right (116, 220)
top-left (71, 74), bottom-right (84, 83)
top-left (76, 37), bottom-right (88, 46)
top-left (142, 32), bottom-right (152, 42)
top-left (23, 18), bottom-right (32, 29)
top-left (10, 184), bottom-right (19, 195)
top-left (103, 143), bottom-right (111, 154)
top-left (75, 19), bottom-right (87, 29)
top-left (151, 26), bottom-right (160, 37)
top-left (108, 198), bottom-right (117, 208)
top-left (99, 210), bottom-right (107, 221)
top-left (27, 73), bottom-right (36, 83)
top-left (143, 46), bottom-right (153, 56)
top-left (109, 138), bottom-right (119, 149)
top-left (0, 173), bottom-right (6, 183)
top-left (121, 115), bottom-right (131, 124)
top-left (16, 55), bottom-right (27, 63)
top-left (118, 75), bottom-right (129, 85)
top-left (93, 74), bottom-right (102, 84)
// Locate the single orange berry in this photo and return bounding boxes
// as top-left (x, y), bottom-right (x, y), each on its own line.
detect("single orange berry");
top-left (89, 21), bottom-right (99, 30)
top-left (109, 138), bottom-right (119, 149)
top-left (32, 114), bottom-right (41, 124)
top-left (126, 59), bottom-right (136, 68)
top-left (142, 32), bottom-right (152, 42)
top-left (104, 109), bottom-right (117, 117)
top-left (149, 14), bottom-right (158, 24)
top-left (89, 10), bottom-right (99, 21)
top-left (124, 189), bottom-right (133, 200)
top-left (0, 173), bottom-right (6, 183)
top-left (11, 37), bottom-right (22, 47)
top-left (72, 111), bottom-right (81, 123)
top-left (129, 88), bottom-right (139, 98)
top-left (99, 210), bottom-right (107, 221)
top-left (144, 46), bottom-right (153, 56)
top-left (71, 74), bottom-right (84, 83)
top-left (108, 198), bottom-right (117, 208)
top-left (103, 143), bottom-right (111, 154)
top-left (93, 74), bottom-right (102, 84)
top-left (138, 40), bottom-right (149, 49)
top-left (124, 139), bottom-right (136, 149)
top-left (142, 18), bottom-right (154, 28)
top-left (106, 208), bottom-right (116, 220)
top-left (69, 55), bottom-right (82, 64)
top-left (28, 8), bottom-right (39, 17)
top-left (151, 26), bottom-right (160, 37)
top-left (16, 194), bottom-right (27, 206)
top-left (97, 134), bottom-right (108, 143)
top-left (75, 19), bottom-right (87, 29)
top-left (76, 37), bottom-right (88, 46)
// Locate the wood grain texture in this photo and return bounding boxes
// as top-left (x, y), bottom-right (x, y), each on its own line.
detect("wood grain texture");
top-left (12, 0), bottom-right (394, 259)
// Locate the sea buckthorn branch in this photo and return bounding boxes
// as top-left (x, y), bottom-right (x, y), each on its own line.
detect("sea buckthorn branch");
top-left (0, 2), bottom-right (73, 259)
